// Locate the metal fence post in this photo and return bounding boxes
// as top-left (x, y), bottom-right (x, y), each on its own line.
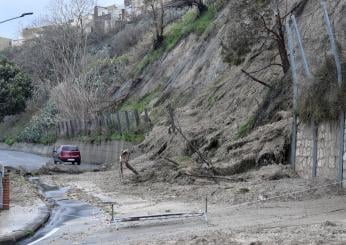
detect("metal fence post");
top-left (0, 164), bottom-right (3, 209)
top-left (125, 111), bottom-right (130, 131)
top-left (320, 0), bottom-right (344, 187)
top-left (65, 121), bottom-right (69, 138)
top-left (286, 19), bottom-right (299, 170)
top-left (134, 109), bottom-right (140, 128)
top-left (116, 112), bottom-right (122, 134)
top-left (312, 120), bottom-right (318, 177)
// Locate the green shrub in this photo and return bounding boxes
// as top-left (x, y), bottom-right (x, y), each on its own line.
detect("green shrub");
top-left (16, 103), bottom-right (58, 144)
top-left (39, 133), bottom-right (57, 145)
top-left (234, 115), bottom-right (256, 140)
top-left (193, 7), bottom-right (216, 35)
top-left (0, 59), bottom-right (33, 121)
top-left (4, 137), bottom-right (15, 146)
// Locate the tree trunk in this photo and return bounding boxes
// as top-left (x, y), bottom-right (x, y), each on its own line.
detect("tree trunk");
top-left (275, 14), bottom-right (290, 74)
top-left (196, 0), bottom-right (207, 16)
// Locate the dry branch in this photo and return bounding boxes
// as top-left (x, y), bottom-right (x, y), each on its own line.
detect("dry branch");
top-left (241, 69), bottom-right (273, 89)
top-left (183, 173), bottom-right (245, 182)
top-left (166, 104), bottom-right (213, 169)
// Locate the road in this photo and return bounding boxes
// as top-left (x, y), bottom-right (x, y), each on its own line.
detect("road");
top-left (0, 149), bottom-right (50, 171)
top-left (25, 193), bottom-right (346, 244)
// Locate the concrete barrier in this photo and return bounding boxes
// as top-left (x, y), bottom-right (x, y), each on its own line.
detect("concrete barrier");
top-left (0, 140), bottom-right (134, 165)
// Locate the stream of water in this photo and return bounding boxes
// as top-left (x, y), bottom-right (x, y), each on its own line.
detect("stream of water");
top-left (19, 177), bottom-right (99, 245)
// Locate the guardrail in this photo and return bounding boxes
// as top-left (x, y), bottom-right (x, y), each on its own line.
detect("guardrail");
top-left (106, 196), bottom-right (208, 230)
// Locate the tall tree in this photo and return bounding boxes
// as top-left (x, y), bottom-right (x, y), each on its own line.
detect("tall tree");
top-left (144, 0), bottom-right (165, 49)
top-left (0, 59), bottom-right (33, 121)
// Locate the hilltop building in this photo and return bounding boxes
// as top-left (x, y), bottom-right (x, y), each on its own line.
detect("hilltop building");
top-left (0, 37), bottom-right (12, 51)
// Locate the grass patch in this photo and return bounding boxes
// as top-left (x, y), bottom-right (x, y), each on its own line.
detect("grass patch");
top-left (193, 7), bottom-right (217, 35)
top-left (234, 115), bottom-right (256, 140)
top-left (76, 131), bottom-right (145, 144)
top-left (111, 131), bottom-right (145, 143)
top-left (164, 6), bottom-right (216, 50)
top-left (119, 84), bottom-right (162, 112)
top-left (135, 6), bottom-right (217, 74)
top-left (135, 47), bottom-right (165, 75)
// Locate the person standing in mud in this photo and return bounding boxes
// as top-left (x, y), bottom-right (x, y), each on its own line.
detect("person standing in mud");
top-left (119, 149), bottom-right (139, 180)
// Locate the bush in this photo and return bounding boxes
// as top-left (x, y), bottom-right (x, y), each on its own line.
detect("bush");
top-left (4, 137), bottom-right (15, 146)
top-left (297, 57), bottom-right (346, 123)
top-left (234, 115), bottom-right (256, 140)
top-left (0, 59), bottom-right (33, 120)
top-left (109, 19), bottom-right (152, 57)
top-left (16, 103), bottom-right (58, 144)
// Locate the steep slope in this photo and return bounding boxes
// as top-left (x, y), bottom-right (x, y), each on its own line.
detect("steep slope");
top-left (127, 0), bottom-right (345, 178)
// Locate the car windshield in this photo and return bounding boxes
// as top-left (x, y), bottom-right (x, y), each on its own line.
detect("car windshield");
top-left (62, 146), bottom-right (79, 151)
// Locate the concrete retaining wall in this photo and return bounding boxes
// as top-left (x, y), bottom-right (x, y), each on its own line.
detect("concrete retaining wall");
top-left (0, 140), bottom-right (133, 165)
top-left (296, 121), bottom-right (345, 180)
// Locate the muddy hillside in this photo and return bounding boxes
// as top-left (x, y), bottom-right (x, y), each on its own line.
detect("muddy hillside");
top-left (128, 0), bottom-right (345, 178)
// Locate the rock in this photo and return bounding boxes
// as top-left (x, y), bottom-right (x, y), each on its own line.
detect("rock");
top-left (256, 135), bottom-right (287, 167)
top-left (323, 221), bottom-right (337, 227)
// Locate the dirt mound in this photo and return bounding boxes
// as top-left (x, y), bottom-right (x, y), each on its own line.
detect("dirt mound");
top-left (33, 162), bottom-right (108, 175)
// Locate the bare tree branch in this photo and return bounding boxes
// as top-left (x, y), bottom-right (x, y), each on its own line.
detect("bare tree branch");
top-left (241, 69), bottom-right (273, 89)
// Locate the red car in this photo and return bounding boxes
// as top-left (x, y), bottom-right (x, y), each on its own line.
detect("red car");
top-left (53, 145), bottom-right (81, 165)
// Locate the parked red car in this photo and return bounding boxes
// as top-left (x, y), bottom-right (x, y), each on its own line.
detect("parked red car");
top-left (53, 145), bottom-right (81, 165)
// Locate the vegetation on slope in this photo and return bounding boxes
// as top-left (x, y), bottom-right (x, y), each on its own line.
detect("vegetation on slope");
top-left (0, 59), bottom-right (33, 121)
top-left (135, 6), bottom-right (217, 74)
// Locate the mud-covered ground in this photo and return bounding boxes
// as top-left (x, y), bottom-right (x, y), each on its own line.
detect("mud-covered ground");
top-left (36, 155), bottom-right (346, 244)
top-left (9, 171), bottom-right (39, 206)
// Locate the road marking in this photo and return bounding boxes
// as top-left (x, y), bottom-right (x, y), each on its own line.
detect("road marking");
top-left (27, 227), bottom-right (60, 245)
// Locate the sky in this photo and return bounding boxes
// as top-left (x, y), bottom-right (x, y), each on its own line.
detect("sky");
top-left (0, 0), bottom-right (124, 39)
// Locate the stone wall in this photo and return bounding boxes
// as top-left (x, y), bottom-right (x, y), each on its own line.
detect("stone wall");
top-left (296, 121), bottom-right (342, 180)
top-left (0, 140), bottom-right (134, 165)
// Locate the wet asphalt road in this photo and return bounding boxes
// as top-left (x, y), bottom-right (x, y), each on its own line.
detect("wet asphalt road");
top-left (0, 149), bottom-right (50, 171)
top-left (20, 178), bottom-right (99, 245)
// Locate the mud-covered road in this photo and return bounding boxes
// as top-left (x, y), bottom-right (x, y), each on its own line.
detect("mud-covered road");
top-left (31, 161), bottom-right (346, 244)
top-left (26, 186), bottom-right (346, 244)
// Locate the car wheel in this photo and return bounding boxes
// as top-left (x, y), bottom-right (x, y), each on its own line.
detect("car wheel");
top-left (77, 161), bottom-right (81, 165)
top-left (72, 162), bottom-right (75, 165)
top-left (54, 161), bottom-right (57, 164)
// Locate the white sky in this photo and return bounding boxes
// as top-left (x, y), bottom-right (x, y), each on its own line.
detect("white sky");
top-left (0, 0), bottom-right (124, 39)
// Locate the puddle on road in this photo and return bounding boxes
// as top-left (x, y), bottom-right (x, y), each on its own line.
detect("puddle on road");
top-left (19, 177), bottom-right (99, 245)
